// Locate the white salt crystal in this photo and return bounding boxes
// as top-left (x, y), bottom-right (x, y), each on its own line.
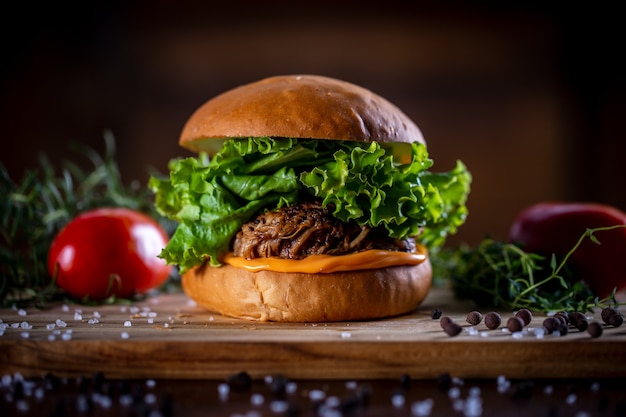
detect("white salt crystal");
top-left (309, 389), bottom-right (326, 401)
top-left (217, 383), bottom-right (229, 399)
top-left (119, 394), bottom-right (133, 406)
top-left (269, 401), bottom-right (289, 413)
top-left (285, 382), bottom-right (297, 394)
top-left (250, 393), bottom-right (264, 406)
top-left (15, 399), bottom-right (29, 412)
top-left (448, 387), bottom-right (461, 399)
top-left (411, 398), bottom-right (434, 416)
top-left (391, 393), bottom-right (405, 408)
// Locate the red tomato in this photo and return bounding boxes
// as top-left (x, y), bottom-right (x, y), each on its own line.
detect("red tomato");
top-left (47, 207), bottom-right (172, 300)
top-left (508, 202), bottom-right (626, 297)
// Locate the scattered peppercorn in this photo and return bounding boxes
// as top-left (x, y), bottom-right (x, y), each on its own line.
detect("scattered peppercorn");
top-left (511, 379), bottom-right (534, 399)
top-left (440, 316), bottom-right (453, 330)
top-left (437, 373), bottom-right (452, 390)
top-left (515, 308), bottom-right (533, 326)
top-left (574, 317), bottom-right (589, 332)
top-left (227, 371), bottom-right (252, 391)
top-left (609, 313), bottom-right (624, 328)
top-left (542, 317), bottom-right (559, 334)
top-left (506, 316), bottom-right (525, 333)
top-left (399, 374), bottom-right (411, 391)
top-left (556, 323), bottom-right (569, 336)
top-left (268, 374), bottom-right (289, 398)
top-left (554, 312), bottom-right (569, 326)
top-left (444, 321), bottom-right (463, 337)
top-left (601, 307), bottom-right (618, 324)
top-left (569, 312), bottom-right (589, 331)
top-left (431, 309), bottom-right (442, 319)
top-left (484, 312), bottom-right (502, 330)
top-left (568, 311), bottom-right (585, 324)
top-left (587, 321), bottom-right (603, 338)
top-left (356, 383), bottom-right (373, 406)
top-left (466, 310), bottom-right (483, 326)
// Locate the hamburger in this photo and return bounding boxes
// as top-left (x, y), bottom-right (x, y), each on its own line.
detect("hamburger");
top-left (149, 75), bottom-right (471, 322)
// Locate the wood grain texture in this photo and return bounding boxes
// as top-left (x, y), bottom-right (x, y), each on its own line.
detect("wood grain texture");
top-left (1, 288), bottom-right (625, 380)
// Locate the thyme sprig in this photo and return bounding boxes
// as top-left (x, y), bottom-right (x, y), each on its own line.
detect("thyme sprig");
top-left (1, 130), bottom-right (170, 307)
top-left (436, 226), bottom-right (624, 313)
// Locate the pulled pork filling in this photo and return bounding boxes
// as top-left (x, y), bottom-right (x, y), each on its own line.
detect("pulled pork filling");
top-left (232, 200), bottom-right (416, 260)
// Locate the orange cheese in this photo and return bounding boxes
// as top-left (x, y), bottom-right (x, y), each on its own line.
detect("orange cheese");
top-left (222, 247), bottom-right (427, 274)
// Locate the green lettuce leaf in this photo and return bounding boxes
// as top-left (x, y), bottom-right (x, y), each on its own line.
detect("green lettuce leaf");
top-left (149, 137), bottom-right (471, 273)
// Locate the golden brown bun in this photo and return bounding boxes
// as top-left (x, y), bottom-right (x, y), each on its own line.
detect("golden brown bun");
top-left (181, 260), bottom-right (432, 322)
top-left (179, 75), bottom-right (425, 155)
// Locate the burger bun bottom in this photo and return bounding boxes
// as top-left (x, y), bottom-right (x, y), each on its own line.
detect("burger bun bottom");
top-left (181, 260), bottom-right (432, 322)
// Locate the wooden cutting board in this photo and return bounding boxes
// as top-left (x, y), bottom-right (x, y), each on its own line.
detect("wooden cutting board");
top-left (1, 287), bottom-right (625, 380)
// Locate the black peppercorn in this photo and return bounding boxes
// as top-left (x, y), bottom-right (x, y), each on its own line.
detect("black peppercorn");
top-left (227, 371), bottom-right (252, 391)
top-left (515, 308), bottom-right (533, 326)
top-left (566, 312), bottom-right (588, 331)
top-left (444, 321), bottom-right (463, 337)
top-left (556, 323), bottom-right (569, 336)
top-left (484, 312), bottom-right (502, 330)
top-left (601, 307), bottom-right (618, 324)
top-left (568, 311), bottom-right (584, 324)
top-left (506, 316), bottom-right (525, 333)
top-left (431, 309), bottom-right (442, 319)
top-left (512, 379), bottom-right (534, 399)
top-left (542, 317), bottom-right (558, 334)
top-left (440, 316), bottom-right (453, 330)
top-left (609, 312), bottom-right (623, 327)
top-left (587, 321), bottom-right (603, 338)
top-left (554, 312), bottom-right (569, 325)
top-left (399, 374), bottom-right (411, 391)
top-left (437, 373), bottom-right (452, 390)
top-left (466, 310), bottom-right (483, 326)
top-left (574, 317), bottom-right (589, 332)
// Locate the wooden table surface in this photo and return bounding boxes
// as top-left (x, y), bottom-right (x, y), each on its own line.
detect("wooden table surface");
top-left (1, 287), bottom-right (625, 380)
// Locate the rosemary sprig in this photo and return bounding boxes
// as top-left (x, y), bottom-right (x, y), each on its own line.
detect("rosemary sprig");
top-left (435, 226), bottom-right (624, 313)
top-left (0, 130), bottom-right (172, 307)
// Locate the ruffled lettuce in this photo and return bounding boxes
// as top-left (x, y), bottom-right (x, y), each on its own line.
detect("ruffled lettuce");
top-left (149, 137), bottom-right (471, 273)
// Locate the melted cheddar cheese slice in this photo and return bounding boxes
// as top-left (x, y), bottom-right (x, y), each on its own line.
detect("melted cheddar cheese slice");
top-left (222, 247), bottom-right (427, 274)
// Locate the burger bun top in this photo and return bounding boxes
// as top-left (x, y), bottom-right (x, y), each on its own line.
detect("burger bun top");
top-left (179, 74), bottom-right (425, 156)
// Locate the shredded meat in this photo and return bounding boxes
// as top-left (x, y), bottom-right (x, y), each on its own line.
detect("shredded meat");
top-left (232, 200), bottom-right (415, 260)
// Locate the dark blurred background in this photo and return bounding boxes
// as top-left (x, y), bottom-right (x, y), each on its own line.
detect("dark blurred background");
top-left (1, 1), bottom-right (624, 247)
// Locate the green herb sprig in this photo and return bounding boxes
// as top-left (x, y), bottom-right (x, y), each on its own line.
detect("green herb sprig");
top-left (0, 130), bottom-right (170, 307)
top-left (435, 225), bottom-right (624, 313)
